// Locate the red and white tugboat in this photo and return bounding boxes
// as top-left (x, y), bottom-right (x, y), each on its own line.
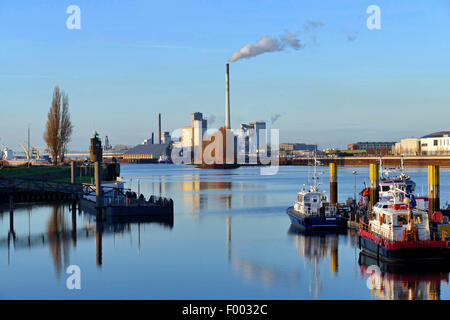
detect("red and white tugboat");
top-left (358, 184), bottom-right (450, 263)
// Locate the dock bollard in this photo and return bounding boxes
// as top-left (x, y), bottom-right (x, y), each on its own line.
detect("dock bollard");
top-left (428, 165), bottom-right (440, 218)
top-left (330, 163), bottom-right (337, 205)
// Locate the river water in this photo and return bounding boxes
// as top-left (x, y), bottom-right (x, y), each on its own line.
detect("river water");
top-left (1, 164), bottom-right (450, 300)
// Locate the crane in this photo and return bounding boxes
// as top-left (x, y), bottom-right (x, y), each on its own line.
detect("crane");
top-left (31, 146), bottom-right (40, 160)
top-left (19, 142), bottom-right (30, 161)
top-left (18, 143), bottom-right (40, 161)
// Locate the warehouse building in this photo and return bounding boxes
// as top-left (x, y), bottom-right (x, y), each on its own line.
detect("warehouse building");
top-left (123, 144), bottom-right (171, 162)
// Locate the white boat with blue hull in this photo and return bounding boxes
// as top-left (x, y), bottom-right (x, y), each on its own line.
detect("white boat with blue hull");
top-left (286, 207), bottom-right (344, 229)
top-left (286, 157), bottom-right (346, 229)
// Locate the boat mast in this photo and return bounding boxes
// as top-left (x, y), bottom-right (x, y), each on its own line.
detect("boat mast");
top-left (313, 146), bottom-right (319, 191)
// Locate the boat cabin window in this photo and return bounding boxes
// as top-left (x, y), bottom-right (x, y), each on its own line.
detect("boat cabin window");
top-left (397, 215), bottom-right (408, 225)
top-left (383, 205), bottom-right (388, 208)
top-left (381, 185), bottom-right (390, 192)
top-left (311, 196), bottom-right (319, 203)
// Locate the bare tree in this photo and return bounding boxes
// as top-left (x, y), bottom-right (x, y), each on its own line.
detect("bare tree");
top-left (44, 87), bottom-right (61, 164)
top-left (59, 93), bottom-right (73, 162)
top-left (44, 86), bottom-right (73, 165)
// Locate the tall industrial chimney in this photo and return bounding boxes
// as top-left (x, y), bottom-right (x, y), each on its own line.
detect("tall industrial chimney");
top-left (151, 132), bottom-right (154, 144)
top-left (225, 63), bottom-right (230, 129)
top-left (158, 113), bottom-right (161, 144)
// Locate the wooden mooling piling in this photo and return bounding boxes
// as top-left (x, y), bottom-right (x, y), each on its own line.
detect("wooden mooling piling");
top-left (428, 165), bottom-right (440, 217)
top-left (369, 163), bottom-right (379, 210)
top-left (330, 163), bottom-right (337, 205)
top-left (71, 161), bottom-right (77, 184)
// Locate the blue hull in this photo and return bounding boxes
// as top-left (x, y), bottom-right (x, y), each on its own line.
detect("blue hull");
top-left (286, 206), bottom-right (345, 229)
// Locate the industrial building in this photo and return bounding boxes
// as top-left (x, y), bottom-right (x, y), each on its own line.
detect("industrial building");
top-left (279, 143), bottom-right (317, 158)
top-left (180, 112), bottom-right (208, 163)
top-left (123, 144), bottom-right (171, 162)
top-left (392, 138), bottom-right (421, 155)
top-left (162, 132), bottom-right (171, 144)
top-left (393, 131), bottom-right (450, 155)
top-left (347, 141), bottom-right (395, 154)
top-left (237, 121), bottom-right (267, 161)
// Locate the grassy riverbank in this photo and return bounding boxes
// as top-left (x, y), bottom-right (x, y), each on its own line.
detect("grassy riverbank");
top-left (0, 166), bottom-right (69, 178)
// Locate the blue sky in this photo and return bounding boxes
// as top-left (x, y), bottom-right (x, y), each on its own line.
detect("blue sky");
top-left (1, 0), bottom-right (449, 150)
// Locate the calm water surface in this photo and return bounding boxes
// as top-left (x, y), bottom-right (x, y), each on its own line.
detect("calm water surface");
top-left (1, 164), bottom-right (450, 300)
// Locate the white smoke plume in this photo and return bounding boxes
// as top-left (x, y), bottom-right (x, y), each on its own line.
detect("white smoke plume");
top-left (208, 114), bottom-right (216, 125)
top-left (271, 113), bottom-right (281, 124)
top-left (346, 32), bottom-right (358, 42)
top-left (303, 20), bottom-right (324, 32)
top-left (229, 31), bottom-right (304, 63)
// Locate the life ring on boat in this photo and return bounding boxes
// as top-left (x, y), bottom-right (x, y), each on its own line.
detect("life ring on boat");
top-left (432, 211), bottom-right (444, 224)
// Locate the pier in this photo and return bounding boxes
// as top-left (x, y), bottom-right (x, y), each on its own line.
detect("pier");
top-left (280, 156), bottom-right (450, 167)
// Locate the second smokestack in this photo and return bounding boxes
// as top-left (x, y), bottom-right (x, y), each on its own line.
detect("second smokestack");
top-left (225, 63), bottom-right (230, 129)
top-left (158, 113), bottom-right (161, 144)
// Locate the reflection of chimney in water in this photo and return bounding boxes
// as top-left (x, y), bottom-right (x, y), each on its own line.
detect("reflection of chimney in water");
top-left (226, 216), bottom-right (231, 261)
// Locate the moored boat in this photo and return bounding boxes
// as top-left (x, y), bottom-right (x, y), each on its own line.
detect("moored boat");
top-left (358, 182), bottom-right (450, 263)
top-left (286, 157), bottom-right (345, 229)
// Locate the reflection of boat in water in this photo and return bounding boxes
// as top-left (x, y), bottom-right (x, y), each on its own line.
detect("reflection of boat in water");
top-left (81, 203), bottom-right (174, 266)
top-left (288, 225), bottom-right (341, 298)
top-left (288, 225), bottom-right (340, 272)
top-left (359, 252), bottom-right (449, 300)
top-left (84, 210), bottom-right (174, 229)
top-left (79, 181), bottom-right (174, 217)
top-left (286, 157), bottom-right (345, 229)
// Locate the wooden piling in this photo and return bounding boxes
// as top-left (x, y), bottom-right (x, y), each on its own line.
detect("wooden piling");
top-left (330, 163), bottom-right (337, 205)
top-left (369, 163), bottom-right (379, 210)
top-left (71, 161), bottom-right (77, 184)
top-left (428, 165), bottom-right (440, 217)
